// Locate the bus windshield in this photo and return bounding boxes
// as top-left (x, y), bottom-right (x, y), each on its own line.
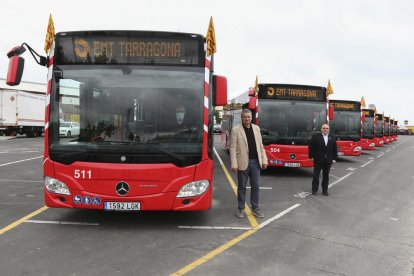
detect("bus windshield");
top-left (362, 117), bottom-right (375, 139)
top-left (375, 120), bottom-right (383, 137)
top-left (384, 122), bottom-right (390, 135)
top-left (330, 111), bottom-right (361, 141)
top-left (49, 66), bottom-right (204, 166)
top-left (258, 100), bottom-right (326, 145)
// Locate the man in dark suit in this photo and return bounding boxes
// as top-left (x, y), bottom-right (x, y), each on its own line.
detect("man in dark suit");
top-left (308, 124), bottom-right (338, 196)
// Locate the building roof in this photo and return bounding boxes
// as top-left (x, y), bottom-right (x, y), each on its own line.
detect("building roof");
top-left (0, 78), bottom-right (47, 94)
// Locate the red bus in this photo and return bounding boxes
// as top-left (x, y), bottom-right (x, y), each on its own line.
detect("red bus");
top-left (361, 109), bottom-right (376, 150)
top-left (389, 119), bottom-right (395, 143)
top-left (329, 100), bottom-right (362, 157)
top-left (6, 30), bottom-right (227, 211)
top-left (383, 116), bottom-right (391, 144)
top-left (374, 113), bottom-right (384, 147)
top-left (393, 120), bottom-right (399, 141)
top-left (222, 83), bottom-right (332, 168)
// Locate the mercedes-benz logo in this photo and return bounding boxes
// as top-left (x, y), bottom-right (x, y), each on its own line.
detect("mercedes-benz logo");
top-left (290, 153), bottom-right (296, 160)
top-left (115, 182), bottom-right (130, 196)
top-left (337, 146), bottom-right (341, 150)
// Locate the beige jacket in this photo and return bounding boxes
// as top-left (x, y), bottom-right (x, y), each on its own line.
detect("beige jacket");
top-left (230, 124), bottom-right (268, 171)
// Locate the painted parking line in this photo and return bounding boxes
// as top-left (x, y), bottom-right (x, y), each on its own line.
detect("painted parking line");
top-left (213, 147), bottom-right (258, 228)
top-left (360, 160), bottom-right (374, 168)
top-left (0, 206), bottom-right (48, 236)
top-left (0, 156), bottom-right (42, 167)
top-left (178, 226), bottom-right (251, 230)
top-left (328, 172), bottom-right (353, 189)
top-left (377, 153), bottom-right (384, 158)
top-left (246, 186), bottom-right (272, 190)
top-left (171, 204), bottom-right (300, 276)
top-left (0, 179), bottom-right (42, 183)
top-left (25, 220), bottom-right (99, 226)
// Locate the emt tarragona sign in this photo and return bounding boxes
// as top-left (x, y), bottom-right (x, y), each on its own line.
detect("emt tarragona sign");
top-left (73, 39), bottom-right (182, 59)
top-left (258, 84), bottom-right (326, 101)
top-left (333, 102), bottom-right (359, 111)
top-left (55, 34), bottom-right (202, 66)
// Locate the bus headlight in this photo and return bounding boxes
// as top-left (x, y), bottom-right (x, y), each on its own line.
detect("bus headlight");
top-left (177, 180), bottom-right (209, 198)
top-left (44, 177), bottom-right (71, 195)
top-left (354, 146), bottom-right (362, 152)
top-left (369, 143), bottom-right (375, 148)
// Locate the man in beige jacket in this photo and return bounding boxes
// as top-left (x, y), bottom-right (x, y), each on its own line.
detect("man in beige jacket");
top-left (230, 109), bottom-right (268, 218)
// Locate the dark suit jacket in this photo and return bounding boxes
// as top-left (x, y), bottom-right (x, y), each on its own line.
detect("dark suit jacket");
top-left (308, 133), bottom-right (338, 164)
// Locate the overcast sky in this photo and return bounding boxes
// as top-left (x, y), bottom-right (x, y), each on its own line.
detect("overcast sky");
top-left (1, 0), bottom-right (413, 125)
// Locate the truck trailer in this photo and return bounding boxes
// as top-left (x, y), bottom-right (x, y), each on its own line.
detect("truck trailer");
top-left (0, 78), bottom-right (46, 137)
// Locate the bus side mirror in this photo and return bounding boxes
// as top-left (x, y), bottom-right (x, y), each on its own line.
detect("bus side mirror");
top-left (329, 104), bottom-right (334, 120)
top-left (6, 56), bottom-right (25, 86)
top-left (7, 45), bottom-right (26, 58)
top-left (248, 96), bottom-right (257, 110)
top-left (213, 75), bottom-right (228, 106)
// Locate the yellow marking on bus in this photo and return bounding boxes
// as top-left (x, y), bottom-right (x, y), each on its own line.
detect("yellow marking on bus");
top-left (170, 228), bottom-right (257, 275)
top-left (0, 206), bottom-right (48, 236)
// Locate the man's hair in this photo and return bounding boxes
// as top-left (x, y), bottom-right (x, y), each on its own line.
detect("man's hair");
top-left (241, 109), bottom-right (252, 118)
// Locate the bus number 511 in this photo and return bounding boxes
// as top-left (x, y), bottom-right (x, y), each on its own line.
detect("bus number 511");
top-left (74, 170), bottom-right (92, 179)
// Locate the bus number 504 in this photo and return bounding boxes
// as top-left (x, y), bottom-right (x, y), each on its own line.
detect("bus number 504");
top-left (74, 170), bottom-right (92, 179)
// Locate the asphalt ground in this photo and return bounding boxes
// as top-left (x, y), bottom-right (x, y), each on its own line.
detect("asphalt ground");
top-left (0, 135), bottom-right (413, 276)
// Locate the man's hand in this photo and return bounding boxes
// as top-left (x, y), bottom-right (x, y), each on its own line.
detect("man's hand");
top-left (333, 160), bottom-right (336, 163)
top-left (310, 158), bottom-right (314, 161)
top-left (262, 164), bottom-right (268, 169)
top-left (231, 167), bottom-right (238, 173)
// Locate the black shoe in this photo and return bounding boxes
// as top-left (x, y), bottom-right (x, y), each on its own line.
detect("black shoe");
top-left (323, 192), bottom-right (329, 196)
top-left (312, 192), bottom-right (317, 195)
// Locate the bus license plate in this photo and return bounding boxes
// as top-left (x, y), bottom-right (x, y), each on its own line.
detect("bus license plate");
top-left (104, 202), bottom-right (141, 211)
top-left (284, 163), bottom-right (300, 167)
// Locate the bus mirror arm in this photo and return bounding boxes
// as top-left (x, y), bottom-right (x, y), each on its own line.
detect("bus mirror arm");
top-left (6, 43), bottom-right (48, 86)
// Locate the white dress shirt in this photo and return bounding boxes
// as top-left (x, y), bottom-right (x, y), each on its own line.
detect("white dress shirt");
top-left (323, 134), bottom-right (328, 146)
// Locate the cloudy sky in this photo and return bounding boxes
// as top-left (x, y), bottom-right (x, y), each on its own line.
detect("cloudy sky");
top-left (1, 0), bottom-right (413, 125)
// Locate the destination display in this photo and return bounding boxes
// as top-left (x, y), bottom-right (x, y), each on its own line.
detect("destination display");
top-left (55, 34), bottom-right (203, 66)
top-left (331, 100), bottom-right (360, 111)
top-left (362, 109), bottom-right (375, 117)
top-left (375, 114), bottom-right (383, 120)
top-left (384, 116), bottom-right (390, 122)
top-left (258, 84), bottom-right (326, 101)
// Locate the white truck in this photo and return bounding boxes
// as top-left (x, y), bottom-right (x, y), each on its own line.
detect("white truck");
top-left (0, 78), bottom-right (46, 137)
